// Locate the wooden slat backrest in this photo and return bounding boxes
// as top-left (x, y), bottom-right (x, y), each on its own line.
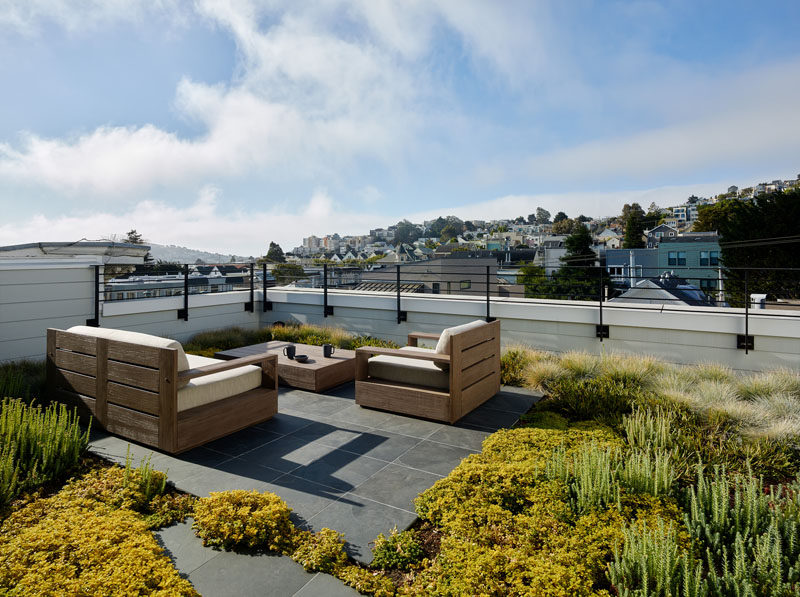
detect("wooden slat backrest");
top-left (47, 328), bottom-right (178, 422)
top-left (449, 320), bottom-right (501, 419)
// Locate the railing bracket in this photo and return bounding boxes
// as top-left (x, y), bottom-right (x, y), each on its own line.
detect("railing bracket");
top-left (397, 310), bottom-right (407, 323)
top-left (737, 334), bottom-right (754, 351)
top-left (324, 306), bottom-right (334, 316)
top-left (177, 309), bottom-right (188, 320)
top-left (596, 324), bottom-right (609, 339)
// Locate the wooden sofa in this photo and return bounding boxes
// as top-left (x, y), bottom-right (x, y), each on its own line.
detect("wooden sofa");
top-left (46, 326), bottom-right (278, 454)
top-left (355, 320), bottom-right (501, 423)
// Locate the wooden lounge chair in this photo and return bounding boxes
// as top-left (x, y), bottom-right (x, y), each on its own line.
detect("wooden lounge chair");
top-left (355, 320), bottom-right (501, 423)
top-left (46, 326), bottom-right (278, 454)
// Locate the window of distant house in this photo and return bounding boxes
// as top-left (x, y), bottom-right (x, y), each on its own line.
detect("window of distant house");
top-left (460, 280), bottom-right (471, 290)
top-left (678, 252), bottom-right (686, 266)
top-left (710, 251), bottom-right (719, 266)
top-left (668, 251), bottom-right (677, 266)
top-left (432, 282), bottom-right (440, 294)
top-left (655, 231), bottom-right (664, 238)
top-left (700, 251), bottom-right (709, 266)
top-left (669, 231), bottom-right (675, 236)
top-left (700, 279), bottom-right (717, 290)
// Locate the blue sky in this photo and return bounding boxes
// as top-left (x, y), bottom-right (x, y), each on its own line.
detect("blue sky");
top-left (1, 1), bottom-right (799, 255)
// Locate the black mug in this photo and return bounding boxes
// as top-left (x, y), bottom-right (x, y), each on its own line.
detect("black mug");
top-left (283, 345), bottom-right (296, 359)
top-left (323, 344), bottom-right (335, 358)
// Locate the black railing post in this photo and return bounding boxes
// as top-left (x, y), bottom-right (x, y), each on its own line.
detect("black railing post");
top-left (178, 264), bottom-right (189, 321)
top-left (596, 266), bottom-right (609, 340)
top-left (396, 264), bottom-right (406, 323)
top-left (485, 265), bottom-right (495, 322)
top-left (323, 263), bottom-right (333, 317)
top-left (262, 263), bottom-right (272, 311)
top-left (744, 269), bottom-right (750, 354)
top-left (245, 262), bottom-right (254, 312)
top-left (86, 264), bottom-right (100, 327)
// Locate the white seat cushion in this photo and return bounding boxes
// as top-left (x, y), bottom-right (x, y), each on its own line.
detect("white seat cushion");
top-left (368, 347), bottom-right (449, 391)
top-left (177, 354), bottom-right (263, 412)
top-left (433, 320), bottom-right (488, 370)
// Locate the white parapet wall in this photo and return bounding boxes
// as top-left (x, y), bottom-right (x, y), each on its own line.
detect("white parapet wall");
top-left (263, 287), bottom-right (800, 372)
top-left (0, 260), bottom-right (262, 363)
top-left (3, 262), bottom-right (799, 373)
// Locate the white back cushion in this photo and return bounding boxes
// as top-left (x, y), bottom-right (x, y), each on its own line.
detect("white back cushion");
top-left (433, 320), bottom-right (487, 370)
top-left (66, 326), bottom-right (191, 372)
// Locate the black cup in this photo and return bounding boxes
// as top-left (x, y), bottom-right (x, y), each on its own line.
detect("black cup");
top-left (283, 345), bottom-right (296, 359)
top-left (323, 344), bottom-right (335, 358)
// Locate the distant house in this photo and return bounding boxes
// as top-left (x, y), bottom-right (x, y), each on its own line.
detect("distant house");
top-left (532, 236), bottom-right (568, 275)
top-left (606, 248), bottom-right (658, 288)
top-left (645, 224), bottom-right (678, 248)
top-left (596, 228), bottom-right (620, 242)
top-left (608, 273), bottom-right (720, 307)
top-left (657, 232), bottom-right (721, 295)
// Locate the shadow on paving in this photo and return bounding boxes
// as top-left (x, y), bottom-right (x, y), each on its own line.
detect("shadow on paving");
top-left (89, 383), bottom-right (542, 565)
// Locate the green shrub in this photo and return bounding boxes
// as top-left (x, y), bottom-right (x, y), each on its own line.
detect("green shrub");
top-left (0, 467), bottom-right (197, 595)
top-left (371, 527), bottom-right (424, 571)
top-left (338, 565), bottom-right (396, 596)
top-left (539, 375), bottom-right (644, 421)
top-left (183, 326), bottom-right (272, 354)
top-left (193, 490), bottom-right (296, 552)
top-left (0, 398), bottom-right (89, 507)
top-left (291, 528), bottom-right (349, 573)
top-left (500, 347), bottom-right (532, 386)
top-left (0, 360), bottom-right (46, 404)
top-left (618, 449), bottom-right (676, 498)
top-left (607, 519), bottom-right (704, 597)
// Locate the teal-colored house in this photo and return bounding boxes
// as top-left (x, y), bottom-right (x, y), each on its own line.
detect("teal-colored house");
top-left (656, 232), bottom-right (721, 293)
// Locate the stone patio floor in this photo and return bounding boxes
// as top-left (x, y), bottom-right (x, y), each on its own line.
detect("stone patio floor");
top-left (90, 382), bottom-right (541, 596)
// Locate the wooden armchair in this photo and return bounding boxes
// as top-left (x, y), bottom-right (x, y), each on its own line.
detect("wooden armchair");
top-left (46, 327), bottom-right (278, 454)
top-left (355, 320), bottom-right (501, 423)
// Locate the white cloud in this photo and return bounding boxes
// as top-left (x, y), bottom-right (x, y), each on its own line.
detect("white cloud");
top-left (0, 186), bottom-right (386, 255)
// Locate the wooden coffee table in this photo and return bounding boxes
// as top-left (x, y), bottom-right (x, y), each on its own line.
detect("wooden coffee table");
top-left (214, 341), bottom-right (356, 392)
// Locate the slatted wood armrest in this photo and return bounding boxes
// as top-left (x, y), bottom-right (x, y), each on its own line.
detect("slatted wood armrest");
top-left (355, 346), bottom-right (450, 364)
top-left (407, 332), bottom-right (441, 347)
top-left (178, 354), bottom-right (277, 381)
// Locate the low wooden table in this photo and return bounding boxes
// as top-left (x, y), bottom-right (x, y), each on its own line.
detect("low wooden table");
top-left (214, 341), bottom-right (356, 392)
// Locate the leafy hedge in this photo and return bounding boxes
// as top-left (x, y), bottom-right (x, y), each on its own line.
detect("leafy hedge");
top-left (1, 398), bottom-right (89, 509)
top-left (0, 456), bottom-right (196, 594)
top-left (184, 323), bottom-right (399, 358)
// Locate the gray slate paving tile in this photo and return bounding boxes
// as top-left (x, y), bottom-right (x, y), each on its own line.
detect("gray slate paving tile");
top-left (333, 428), bottom-right (423, 463)
top-left (428, 424), bottom-right (491, 451)
top-left (394, 439), bottom-right (475, 476)
top-left (370, 414), bottom-right (444, 439)
top-left (264, 474), bottom-right (351, 526)
top-left (308, 493), bottom-right (418, 564)
top-left (238, 436), bottom-right (341, 473)
top-left (286, 420), bottom-right (373, 449)
top-left (458, 404), bottom-right (523, 430)
top-left (351, 462), bottom-right (441, 511)
top-left (292, 573), bottom-right (359, 596)
top-left (255, 411), bottom-right (317, 435)
top-left (204, 427), bottom-right (284, 457)
top-left (325, 403), bottom-right (398, 428)
top-left (189, 550), bottom-right (315, 597)
top-left (290, 450), bottom-right (389, 492)
top-left (155, 519), bottom-right (218, 576)
top-left (484, 387), bottom-right (542, 413)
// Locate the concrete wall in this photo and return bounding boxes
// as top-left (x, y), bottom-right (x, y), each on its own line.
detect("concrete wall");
top-left (0, 261), bottom-right (262, 363)
top-left (0, 261), bottom-right (97, 362)
top-left (3, 261), bottom-right (799, 373)
top-left (263, 287), bottom-right (800, 372)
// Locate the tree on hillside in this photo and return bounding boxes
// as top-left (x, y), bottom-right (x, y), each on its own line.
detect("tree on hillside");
top-left (577, 214), bottom-right (592, 223)
top-left (440, 221), bottom-right (462, 242)
top-left (563, 224), bottom-right (596, 266)
top-left (552, 218), bottom-right (576, 235)
top-left (264, 242), bottom-right (286, 263)
top-left (536, 207), bottom-right (551, 224)
top-left (124, 229), bottom-right (153, 263)
top-left (553, 211), bottom-right (568, 223)
top-left (694, 188), bottom-right (800, 305)
top-left (527, 213), bottom-right (537, 225)
top-left (623, 212), bottom-right (645, 248)
top-left (514, 215), bottom-right (526, 224)
top-left (394, 220), bottom-right (420, 245)
top-left (273, 263), bottom-right (306, 285)
top-left (464, 220), bottom-right (476, 232)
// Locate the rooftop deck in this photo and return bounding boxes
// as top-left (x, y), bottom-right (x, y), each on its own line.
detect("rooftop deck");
top-left (90, 381), bottom-right (540, 596)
